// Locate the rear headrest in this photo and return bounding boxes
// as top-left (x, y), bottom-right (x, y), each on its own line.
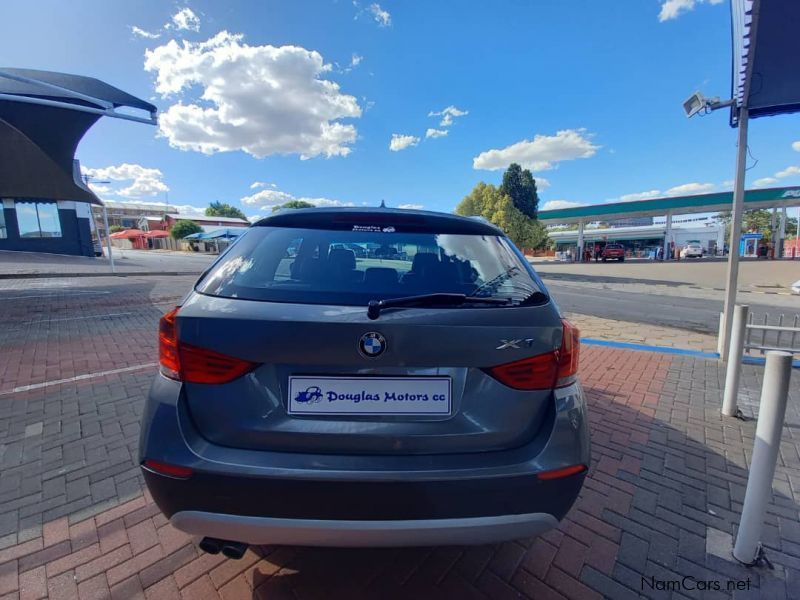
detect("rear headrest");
top-left (328, 248), bottom-right (356, 270)
top-left (364, 267), bottom-right (398, 286)
top-left (410, 252), bottom-right (439, 272)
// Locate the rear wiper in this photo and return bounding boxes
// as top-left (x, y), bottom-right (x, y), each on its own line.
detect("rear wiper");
top-left (517, 290), bottom-right (549, 306)
top-left (367, 293), bottom-right (510, 320)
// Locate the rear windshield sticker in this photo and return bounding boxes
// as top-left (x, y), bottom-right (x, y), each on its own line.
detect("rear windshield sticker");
top-left (352, 225), bottom-right (396, 233)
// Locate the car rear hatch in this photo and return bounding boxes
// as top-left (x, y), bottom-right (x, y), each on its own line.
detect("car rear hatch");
top-left (165, 209), bottom-right (569, 456)
top-left (172, 296), bottom-right (564, 455)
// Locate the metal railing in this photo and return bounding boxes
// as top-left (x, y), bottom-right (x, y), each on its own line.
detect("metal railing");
top-left (745, 312), bottom-right (800, 356)
top-left (718, 309), bottom-right (800, 357)
top-left (722, 305), bottom-right (799, 417)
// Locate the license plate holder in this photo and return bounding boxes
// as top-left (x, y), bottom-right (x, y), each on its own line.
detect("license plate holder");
top-left (287, 376), bottom-right (452, 416)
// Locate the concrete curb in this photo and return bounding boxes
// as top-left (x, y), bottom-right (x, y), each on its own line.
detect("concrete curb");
top-left (582, 337), bottom-right (800, 368)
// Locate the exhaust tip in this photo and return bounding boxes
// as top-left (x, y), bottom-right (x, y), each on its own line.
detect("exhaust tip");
top-left (199, 537), bottom-right (223, 555)
top-left (221, 541), bottom-right (248, 560)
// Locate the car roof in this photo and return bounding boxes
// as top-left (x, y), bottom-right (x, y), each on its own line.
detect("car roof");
top-left (252, 207), bottom-right (504, 236)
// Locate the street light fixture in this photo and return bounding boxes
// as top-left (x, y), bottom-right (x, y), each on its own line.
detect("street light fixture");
top-left (683, 89), bottom-right (748, 361)
top-left (682, 91), bottom-right (735, 118)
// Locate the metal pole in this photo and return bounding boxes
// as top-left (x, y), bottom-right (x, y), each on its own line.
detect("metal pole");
top-left (722, 304), bottom-right (749, 416)
top-left (721, 107), bottom-right (749, 361)
top-left (102, 205), bottom-right (116, 274)
top-left (577, 220), bottom-right (585, 263)
top-left (778, 207), bottom-right (787, 258)
top-left (733, 351), bottom-right (793, 565)
top-left (664, 212), bottom-right (672, 261)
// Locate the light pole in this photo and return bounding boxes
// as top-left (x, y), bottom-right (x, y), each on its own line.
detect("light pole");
top-left (683, 92), bottom-right (742, 361)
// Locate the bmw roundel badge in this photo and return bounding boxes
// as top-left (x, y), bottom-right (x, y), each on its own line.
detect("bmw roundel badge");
top-left (359, 332), bottom-right (387, 358)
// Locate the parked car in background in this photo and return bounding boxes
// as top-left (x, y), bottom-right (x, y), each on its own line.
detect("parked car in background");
top-left (680, 243), bottom-right (704, 259)
top-left (140, 207), bottom-right (590, 555)
top-left (791, 279), bottom-right (800, 295)
top-left (601, 244), bottom-right (625, 262)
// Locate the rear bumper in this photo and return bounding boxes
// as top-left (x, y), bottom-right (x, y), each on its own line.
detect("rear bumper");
top-left (170, 511), bottom-right (559, 547)
top-left (139, 377), bottom-right (590, 545)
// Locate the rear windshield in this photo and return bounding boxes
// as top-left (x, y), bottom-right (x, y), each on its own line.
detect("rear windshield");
top-left (195, 226), bottom-right (545, 306)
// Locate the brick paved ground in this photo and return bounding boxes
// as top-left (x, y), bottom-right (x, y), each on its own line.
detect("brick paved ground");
top-left (0, 250), bottom-right (213, 277)
top-left (567, 313), bottom-right (718, 354)
top-left (0, 276), bottom-right (798, 599)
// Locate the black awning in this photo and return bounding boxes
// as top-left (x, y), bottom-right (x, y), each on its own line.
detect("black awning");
top-left (0, 68), bottom-right (156, 113)
top-left (731, 0), bottom-right (800, 125)
top-left (0, 68), bottom-right (156, 206)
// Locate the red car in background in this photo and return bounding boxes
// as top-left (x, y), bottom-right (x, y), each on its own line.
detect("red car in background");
top-left (601, 244), bottom-right (625, 262)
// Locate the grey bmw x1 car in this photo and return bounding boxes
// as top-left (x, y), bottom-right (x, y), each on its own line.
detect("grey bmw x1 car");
top-left (139, 207), bottom-right (589, 555)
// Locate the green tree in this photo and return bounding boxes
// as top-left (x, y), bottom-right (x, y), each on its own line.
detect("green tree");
top-left (171, 219), bottom-right (203, 240)
top-left (500, 163), bottom-right (540, 218)
top-left (206, 201), bottom-right (247, 220)
top-left (455, 182), bottom-right (548, 249)
top-left (109, 225), bottom-right (125, 233)
top-left (717, 209), bottom-right (798, 242)
top-left (271, 200), bottom-right (316, 212)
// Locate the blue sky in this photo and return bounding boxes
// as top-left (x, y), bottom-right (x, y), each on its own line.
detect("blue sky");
top-left (3, 0), bottom-right (800, 219)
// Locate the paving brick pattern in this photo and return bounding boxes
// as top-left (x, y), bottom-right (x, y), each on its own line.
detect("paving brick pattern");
top-left (0, 277), bottom-right (191, 392)
top-left (0, 276), bottom-right (798, 598)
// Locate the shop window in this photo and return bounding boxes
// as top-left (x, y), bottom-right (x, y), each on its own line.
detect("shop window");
top-left (15, 201), bottom-right (62, 238)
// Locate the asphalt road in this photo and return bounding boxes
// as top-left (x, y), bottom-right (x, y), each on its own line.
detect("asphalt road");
top-left (545, 280), bottom-right (785, 335)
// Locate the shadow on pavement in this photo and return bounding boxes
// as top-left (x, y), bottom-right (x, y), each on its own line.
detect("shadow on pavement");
top-left (234, 363), bottom-right (798, 599)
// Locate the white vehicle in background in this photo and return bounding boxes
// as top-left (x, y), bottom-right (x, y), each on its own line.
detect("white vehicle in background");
top-left (680, 242), bottom-right (704, 259)
top-left (791, 280), bottom-right (800, 295)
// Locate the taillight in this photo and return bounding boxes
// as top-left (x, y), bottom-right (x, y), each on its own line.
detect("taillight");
top-left (158, 307), bottom-right (257, 384)
top-left (555, 319), bottom-right (580, 388)
top-left (179, 343), bottom-right (257, 384)
top-left (486, 320), bottom-right (580, 391)
top-left (159, 307), bottom-right (181, 380)
top-left (487, 353), bottom-right (558, 390)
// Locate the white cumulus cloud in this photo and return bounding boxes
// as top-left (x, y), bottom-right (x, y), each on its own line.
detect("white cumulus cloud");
top-left (170, 7), bottom-right (201, 32)
top-left (618, 190), bottom-right (662, 202)
top-left (664, 182), bottom-right (714, 196)
top-left (473, 129), bottom-right (599, 172)
top-left (425, 128), bottom-right (448, 139)
top-left (367, 3), bottom-right (391, 27)
top-left (541, 200), bottom-right (585, 211)
top-left (753, 177), bottom-right (779, 188)
top-left (398, 203), bottom-right (424, 210)
top-left (241, 187), bottom-right (354, 210)
top-left (428, 105), bottom-right (468, 128)
top-left (82, 163), bottom-right (169, 198)
top-left (658, 0), bottom-right (723, 22)
top-left (534, 177), bottom-right (550, 190)
top-left (249, 181), bottom-right (277, 189)
top-left (611, 183), bottom-right (715, 202)
top-left (793, 141), bottom-right (800, 152)
top-left (776, 165), bottom-right (800, 178)
top-left (131, 26), bottom-right (161, 39)
top-left (144, 32), bottom-right (362, 159)
top-left (389, 134), bottom-right (420, 151)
